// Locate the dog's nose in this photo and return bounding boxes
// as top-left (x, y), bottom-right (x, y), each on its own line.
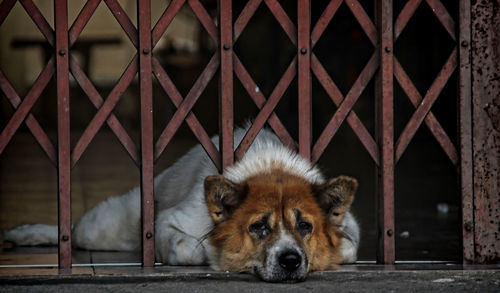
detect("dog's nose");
top-left (278, 251), bottom-right (301, 272)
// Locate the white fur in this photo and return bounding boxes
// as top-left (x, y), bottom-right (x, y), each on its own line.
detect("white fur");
top-left (3, 127), bottom-right (359, 265)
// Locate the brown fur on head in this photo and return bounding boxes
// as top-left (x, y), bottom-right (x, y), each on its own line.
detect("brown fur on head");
top-left (204, 170), bottom-right (357, 282)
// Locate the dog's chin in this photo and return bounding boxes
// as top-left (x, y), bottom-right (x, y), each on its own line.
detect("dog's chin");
top-left (253, 266), bottom-right (308, 283)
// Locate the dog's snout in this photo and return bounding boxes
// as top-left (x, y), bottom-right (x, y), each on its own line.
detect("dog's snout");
top-left (278, 251), bottom-right (301, 272)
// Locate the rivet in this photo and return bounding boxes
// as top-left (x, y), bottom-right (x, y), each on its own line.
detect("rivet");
top-left (384, 46), bottom-right (391, 53)
top-left (461, 40), bottom-right (469, 47)
top-left (146, 232), bottom-right (153, 239)
top-left (386, 229), bottom-right (393, 237)
top-left (223, 44), bottom-right (230, 51)
top-left (62, 235), bottom-right (69, 241)
top-left (464, 222), bottom-right (473, 232)
top-left (142, 48), bottom-right (150, 55)
top-left (300, 48), bottom-right (307, 55)
top-left (58, 49), bottom-right (66, 56)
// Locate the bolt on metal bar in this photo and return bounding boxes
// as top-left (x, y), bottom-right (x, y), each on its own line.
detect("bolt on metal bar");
top-left (219, 0), bottom-right (234, 170)
top-left (298, 0), bottom-right (311, 160)
top-left (54, 0), bottom-right (72, 270)
top-left (137, 0), bottom-right (155, 267)
top-left (376, 0), bottom-right (395, 265)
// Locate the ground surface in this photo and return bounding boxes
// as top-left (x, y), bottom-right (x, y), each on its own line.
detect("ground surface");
top-left (1, 265), bottom-right (499, 292)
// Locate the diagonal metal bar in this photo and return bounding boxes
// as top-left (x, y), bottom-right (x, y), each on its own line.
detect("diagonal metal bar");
top-left (264, 0), bottom-right (297, 46)
top-left (395, 48), bottom-right (458, 161)
top-left (394, 58), bottom-right (458, 166)
top-left (312, 52), bottom-right (379, 162)
top-left (69, 0), bottom-right (102, 46)
top-left (0, 0), bottom-right (16, 26)
top-left (154, 53), bottom-right (220, 160)
top-left (19, 0), bottom-right (55, 46)
top-left (69, 56), bottom-right (140, 167)
top-left (235, 57), bottom-right (297, 160)
top-left (104, 0), bottom-right (138, 47)
top-left (0, 64), bottom-right (57, 164)
top-left (71, 55), bottom-right (138, 167)
top-left (425, 0), bottom-right (456, 41)
top-left (188, 0), bottom-right (219, 43)
top-left (345, 0), bottom-right (377, 46)
top-left (0, 58), bottom-right (55, 157)
top-left (233, 55), bottom-right (296, 150)
top-left (311, 0), bottom-right (342, 47)
top-left (394, 0), bottom-right (422, 40)
top-left (152, 58), bottom-right (220, 169)
top-left (234, 0), bottom-right (263, 41)
top-left (311, 54), bottom-right (379, 165)
top-left (152, 0), bottom-right (186, 47)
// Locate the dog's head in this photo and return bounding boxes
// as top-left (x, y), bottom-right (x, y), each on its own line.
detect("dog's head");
top-left (204, 171), bottom-right (357, 282)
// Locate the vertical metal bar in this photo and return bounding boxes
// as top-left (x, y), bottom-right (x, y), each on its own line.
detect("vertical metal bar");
top-left (219, 0), bottom-right (233, 170)
top-left (298, 0), bottom-right (311, 160)
top-left (54, 0), bottom-right (71, 269)
top-left (458, 0), bottom-right (474, 264)
top-left (137, 0), bottom-right (155, 267)
top-left (375, 0), bottom-right (395, 264)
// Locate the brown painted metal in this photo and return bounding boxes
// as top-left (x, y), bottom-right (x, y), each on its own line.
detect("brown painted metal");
top-left (155, 54), bottom-right (220, 159)
top-left (54, 0), bottom-right (72, 269)
top-left (470, 0), bottom-right (500, 263)
top-left (394, 59), bottom-right (458, 166)
top-left (311, 0), bottom-right (342, 47)
top-left (68, 0), bottom-right (102, 46)
top-left (219, 0), bottom-right (234, 170)
top-left (20, 0), bottom-right (55, 47)
top-left (236, 57), bottom-right (297, 160)
top-left (71, 56), bottom-right (138, 167)
top-left (0, 0), bottom-right (16, 26)
top-left (152, 0), bottom-right (185, 47)
top-left (265, 0), bottom-right (297, 46)
top-left (69, 57), bottom-right (140, 167)
top-left (0, 60), bottom-right (56, 163)
top-left (137, 0), bottom-right (155, 267)
top-left (297, 0), bottom-right (311, 160)
top-left (376, 0), bottom-right (395, 264)
top-left (425, 0), bottom-right (456, 41)
top-left (313, 53), bottom-right (379, 163)
top-left (395, 49), bottom-right (458, 163)
top-left (458, 0), bottom-right (474, 264)
top-left (345, 0), bottom-right (377, 45)
top-left (105, 0), bottom-right (138, 48)
top-left (152, 58), bottom-right (221, 169)
top-left (233, 0), bottom-right (262, 41)
top-left (394, 0), bottom-right (422, 40)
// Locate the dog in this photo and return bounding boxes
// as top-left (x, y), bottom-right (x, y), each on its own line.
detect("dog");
top-left (4, 126), bottom-right (360, 282)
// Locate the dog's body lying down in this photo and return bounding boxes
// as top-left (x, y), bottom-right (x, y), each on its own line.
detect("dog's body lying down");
top-left (5, 127), bottom-right (359, 282)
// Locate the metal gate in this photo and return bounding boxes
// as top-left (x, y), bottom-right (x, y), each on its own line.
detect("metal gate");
top-left (0, 0), bottom-right (498, 269)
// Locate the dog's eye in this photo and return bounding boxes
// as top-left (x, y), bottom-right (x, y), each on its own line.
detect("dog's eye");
top-left (249, 221), bottom-right (271, 239)
top-left (296, 220), bottom-right (312, 236)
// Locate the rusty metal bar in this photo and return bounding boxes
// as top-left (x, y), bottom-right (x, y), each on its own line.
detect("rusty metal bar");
top-left (235, 57), bottom-right (297, 160)
top-left (155, 54), bottom-right (220, 160)
top-left (233, 0), bottom-right (262, 41)
top-left (233, 56), bottom-right (296, 151)
top-left (68, 0), bottom-right (102, 46)
top-left (190, 0), bottom-right (219, 42)
top-left (395, 49), bottom-right (457, 163)
top-left (458, 0), bottom-right (474, 264)
top-left (0, 60), bottom-right (56, 162)
top-left (152, 0), bottom-right (185, 47)
top-left (20, 0), bottom-right (55, 47)
top-left (310, 55), bottom-right (379, 165)
top-left (70, 56), bottom-right (140, 167)
top-left (394, 0), bottom-right (422, 40)
top-left (312, 52), bottom-right (379, 163)
top-left (54, 0), bottom-right (72, 269)
top-left (265, 0), bottom-right (297, 46)
top-left (345, 0), bottom-right (377, 45)
top-left (393, 58), bottom-right (458, 166)
top-left (219, 0), bottom-right (233, 170)
top-left (105, 0), bottom-right (139, 48)
top-left (137, 0), bottom-right (155, 267)
top-left (311, 0), bottom-right (342, 47)
top-left (297, 0), bottom-right (311, 160)
top-left (152, 59), bottom-right (221, 169)
top-left (0, 0), bottom-right (16, 26)
top-left (425, 0), bottom-right (456, 41)
top-left (376, 0), bottom-right (395, 264)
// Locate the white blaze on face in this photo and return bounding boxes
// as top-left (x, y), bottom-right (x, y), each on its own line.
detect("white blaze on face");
top-left (258, 225), bottom-right (308, 282)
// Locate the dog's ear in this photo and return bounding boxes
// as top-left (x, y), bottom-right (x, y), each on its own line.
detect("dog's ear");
top-left (313, 176), bottom-right (358, 226)
top-left (204, 175), bottom-right (246, 224)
